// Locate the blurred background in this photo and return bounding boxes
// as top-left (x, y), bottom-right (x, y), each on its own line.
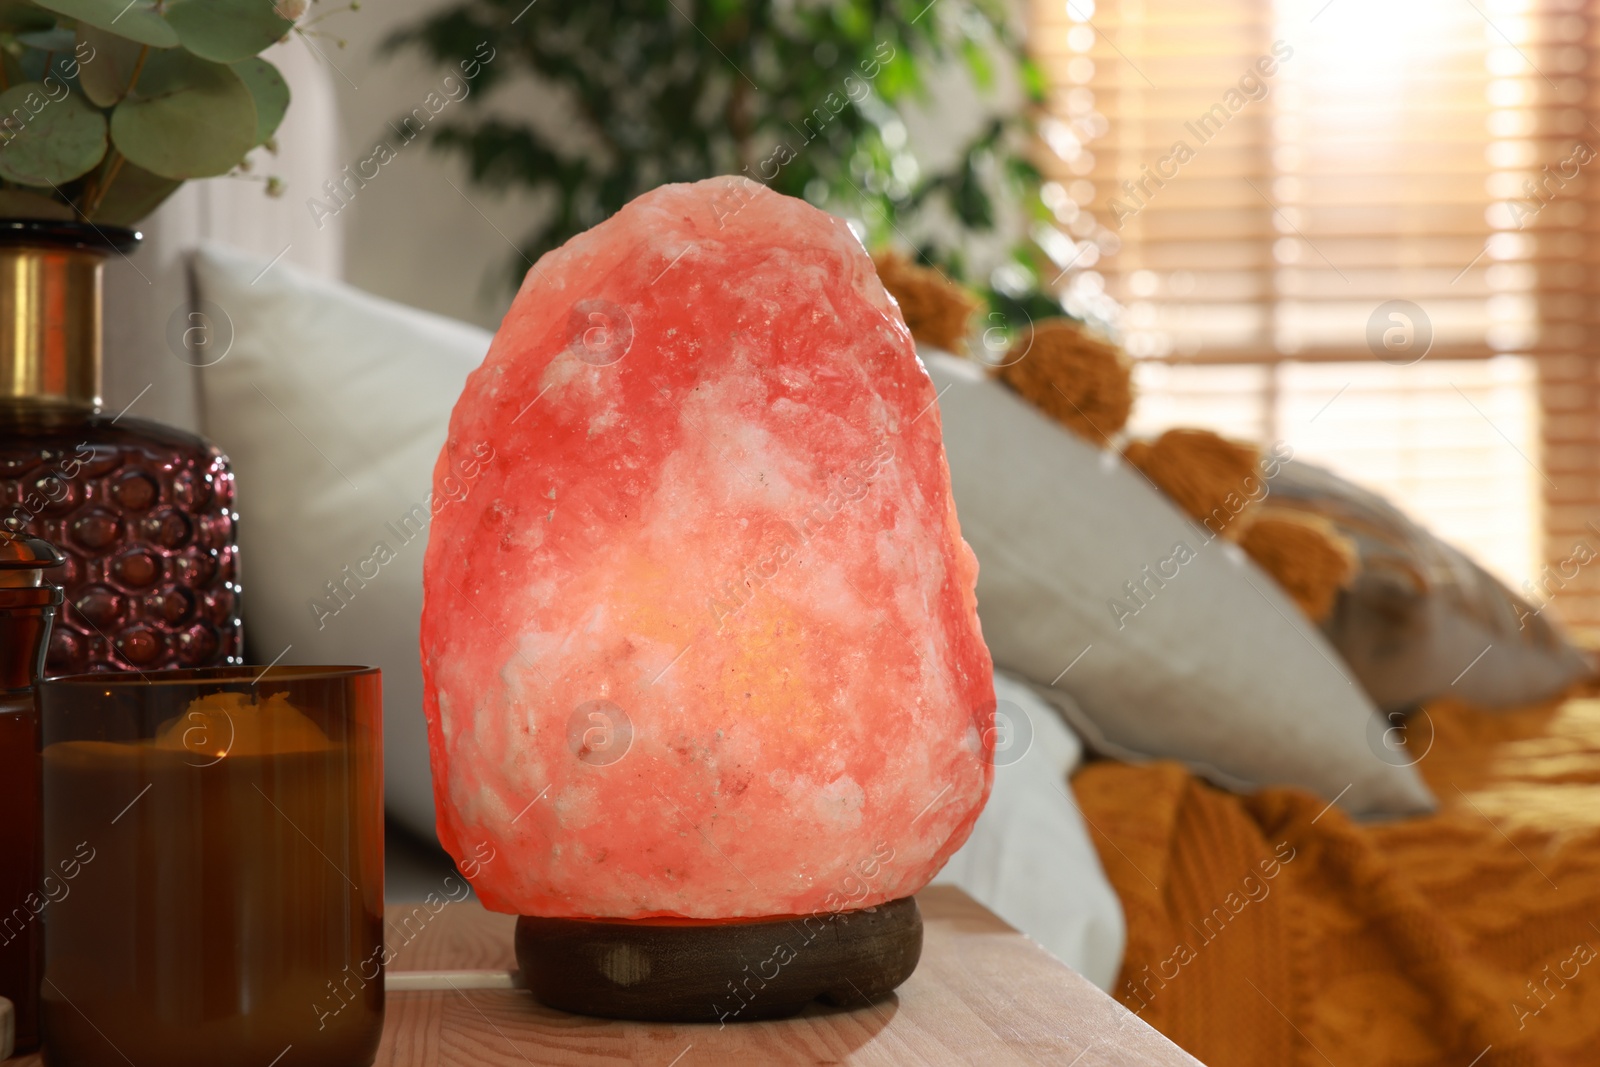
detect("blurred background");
top-left (276, 0), bottom-right (1585, 629)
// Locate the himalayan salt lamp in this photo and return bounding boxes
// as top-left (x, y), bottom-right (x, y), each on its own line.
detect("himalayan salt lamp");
top-left (420, 176), bottom-right (994, 1018)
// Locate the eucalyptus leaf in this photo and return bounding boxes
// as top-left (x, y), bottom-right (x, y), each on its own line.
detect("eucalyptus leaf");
top-left (15, 42), bottom-right (77, 85)
top-left (110, 49), bottom-right (256, 179)
top-left (31, 0), bottom-right (179, 49)
top-left (0, 1), bottom-right (55, 33)
top-left (0, 82), bottom-right (106, 186)
top-left (0, 188), bottom-right (74, 221)
top-left (76, 25), bottom-right (146, 107)
top-left (231, 56), bottom-right (288, 145)
top-left (17, 28), bottom-right (78, 52)
top-left (164, 0), bottom-right (291, 64)
top-left (89, 157), bottom-right (179, 224)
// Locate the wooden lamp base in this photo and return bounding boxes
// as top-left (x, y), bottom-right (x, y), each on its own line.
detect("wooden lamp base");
top-left (514, 896), bottom-right (923, 1023)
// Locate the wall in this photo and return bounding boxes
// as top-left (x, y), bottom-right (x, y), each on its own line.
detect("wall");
top-left (318, 0), bottom-right (1024, 331)
top-left (319, 0), bottom-right (544, 332)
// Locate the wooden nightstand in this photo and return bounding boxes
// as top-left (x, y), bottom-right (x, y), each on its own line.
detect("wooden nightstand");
top-left (5, 887), bottom-right (1198, 1065)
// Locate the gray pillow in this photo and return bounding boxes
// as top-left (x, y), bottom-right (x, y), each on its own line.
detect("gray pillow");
top-left (1265, 460), bottom-right (1592, 712)
top-left (925, 350), bottom-right (1435, 818)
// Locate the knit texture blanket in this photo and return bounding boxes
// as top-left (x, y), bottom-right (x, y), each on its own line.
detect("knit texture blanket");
top-left (1073, 695), bottom-right (1600, 1067)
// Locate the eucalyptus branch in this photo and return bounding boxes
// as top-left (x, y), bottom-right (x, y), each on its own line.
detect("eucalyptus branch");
top-left (81, 152), bottom-right (126, 220)
top-left (122, 46), bottom-right (151, 103)
top-left (0, 0), bottom-right (348, 222)
top-left (299, 1), bottom-right (361, 31)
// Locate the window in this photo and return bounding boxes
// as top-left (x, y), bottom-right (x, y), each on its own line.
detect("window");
top-left (1033, 0), bottom-right (1599, 626)
top-left (1126, 357), bottom-right (1543, 588)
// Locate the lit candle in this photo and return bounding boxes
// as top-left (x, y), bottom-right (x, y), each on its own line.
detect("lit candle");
top-left (39, 668), bottom-right (384, 1067)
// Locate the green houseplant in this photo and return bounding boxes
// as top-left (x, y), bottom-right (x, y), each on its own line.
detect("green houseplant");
top-left (0, 0), bottom-right (303, 225)
top-left (385, 0), bottom-right (1066, 321)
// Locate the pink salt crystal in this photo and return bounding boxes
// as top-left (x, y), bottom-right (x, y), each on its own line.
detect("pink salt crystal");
top-left (421, 176), bottom-right (994, 919)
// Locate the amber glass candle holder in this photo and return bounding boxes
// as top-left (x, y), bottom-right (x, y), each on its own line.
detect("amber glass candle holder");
top-left (37, 666), bottom-right (384, 1067)
top-left (0, 532), bottom-right (63, 1055)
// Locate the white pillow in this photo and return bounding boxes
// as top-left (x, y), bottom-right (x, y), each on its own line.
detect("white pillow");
top-left (192, 244), bottom-right (491, 836)
top-left (923, 350), bottom-right (1435, 818)
top-left (933, 672), bottom-right (1125, 990)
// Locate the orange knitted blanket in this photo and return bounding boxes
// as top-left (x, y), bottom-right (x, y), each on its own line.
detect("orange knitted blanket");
top-left (1073, 695), bottom-right (1600, 1067)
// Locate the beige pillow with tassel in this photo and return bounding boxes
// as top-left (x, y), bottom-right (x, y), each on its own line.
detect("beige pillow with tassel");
top-left (924, 349), bottom-right (1436, 818)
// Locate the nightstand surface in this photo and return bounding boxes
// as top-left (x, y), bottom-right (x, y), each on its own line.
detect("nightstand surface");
top-left (5, 886), bottom-right (1199, 1066)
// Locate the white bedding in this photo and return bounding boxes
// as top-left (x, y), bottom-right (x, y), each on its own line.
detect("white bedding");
top-left (932, 672), bottom-right (1126, 990)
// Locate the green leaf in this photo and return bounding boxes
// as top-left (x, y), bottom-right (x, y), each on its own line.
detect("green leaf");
top-left (0, 188), bottom-right (73, 220)
top-left (1019, 58), bottom-right (1047, 104)
top-left (961, 39), bottom-right (994, 90)
top-left (231, 56), bottom-right (287, 145)
top-left (110, 49), bottom-right (256, 179)
top-left (0, 82), bottom-right (107, 186)
top-left (163, 0), bottom-right (291, 64)
top-left (17, 28), bottom-right (77, 52)
top-left (0, 1), bottom-right (56, 34)
top-left (31, 0), bottom-right (179, 48)
top-left (89, 157), bottom-right (179, 224)
top-left (77, 25), bottom-right (146, 108)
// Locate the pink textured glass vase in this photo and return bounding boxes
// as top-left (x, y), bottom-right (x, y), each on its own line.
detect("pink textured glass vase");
top-left (0, 221), bottom-right (241, 674)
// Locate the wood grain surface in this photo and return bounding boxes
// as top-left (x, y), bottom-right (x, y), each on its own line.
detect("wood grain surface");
top-left (4, 886), bottom-right (1200, 1066)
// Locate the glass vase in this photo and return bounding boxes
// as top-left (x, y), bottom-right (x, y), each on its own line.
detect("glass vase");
top-left (0, 220), bottom-right (242, 674)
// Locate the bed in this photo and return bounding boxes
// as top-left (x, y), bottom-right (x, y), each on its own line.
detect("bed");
top-left (1073, 688), bottom-right (1600, 1067)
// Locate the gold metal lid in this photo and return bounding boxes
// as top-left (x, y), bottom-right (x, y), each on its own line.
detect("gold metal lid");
top-left (0, 221), bottom-right (141, 411)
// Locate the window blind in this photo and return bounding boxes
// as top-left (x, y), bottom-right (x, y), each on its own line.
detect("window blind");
top-left (1032, 0), bottom-right (1600, 629)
